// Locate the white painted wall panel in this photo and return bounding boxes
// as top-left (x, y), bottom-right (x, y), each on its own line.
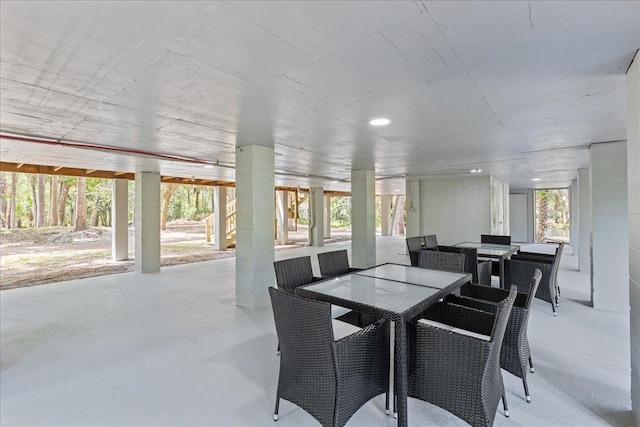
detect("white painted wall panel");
top-left (590, 141), bottom-right (628, 313)
top-left (419, 176), bottom-right (491, 245)
top-left (578, 168), bottom-right (591, 274)
top-left (626, 51), bottom-right (640, 425)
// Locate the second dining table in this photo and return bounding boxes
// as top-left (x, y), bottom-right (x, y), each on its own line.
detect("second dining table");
top-left (453, 241), bottom-right (520, 288)
top-left (297, 263), bottom-right (471, 427)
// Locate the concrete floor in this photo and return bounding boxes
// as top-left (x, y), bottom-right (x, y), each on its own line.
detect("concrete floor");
top-left (0, 237), bottom-right (634, 426)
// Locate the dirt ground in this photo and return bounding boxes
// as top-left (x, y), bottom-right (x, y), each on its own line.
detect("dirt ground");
top-left (0, 221), bottom-right (351, 291)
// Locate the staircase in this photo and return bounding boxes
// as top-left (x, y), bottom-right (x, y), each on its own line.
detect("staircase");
top-left (205, 198), bottom-right (236, 247)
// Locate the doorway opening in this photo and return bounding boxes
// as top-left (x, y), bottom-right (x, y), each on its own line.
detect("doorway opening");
top-left (534, 188), bottom-right (570, 244)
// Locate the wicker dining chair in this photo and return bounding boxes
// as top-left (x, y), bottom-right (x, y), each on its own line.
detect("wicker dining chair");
top-left (480, 235), bottom-right (512, 276)
top-left (273, 256), bottom-right (322, 291)
top-left (424, 234), bottom-right (439, 250)
top-left (273, 256), bottom-right (351, 353)
top-left (438, 245), bottom-right (492, 285)
top-left (512, 242), bottom-right (564, 305)
top-left (503, 258), bottom-right (556, 316)
top-left (317, 250), bottom-right (360, 278)
top-left (406, 236), bottom-right (425, 266)
top-left (448, 269), bottom-right (542, 402)
top-left (269, 287), bottom-right (389, 427)
top-left (408, 286), bottom-right (518, 427)
top-left (480, 234), bottom-right (512, 246)
top-left (418, 250), bottom-right (465, 273)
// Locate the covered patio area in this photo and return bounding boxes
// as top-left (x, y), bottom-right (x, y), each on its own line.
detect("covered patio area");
top-left (1, 236), bottom-right (631, 426)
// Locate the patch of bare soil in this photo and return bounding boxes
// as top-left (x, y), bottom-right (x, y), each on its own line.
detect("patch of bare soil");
top-left (0, 221), bottom-right (352, 291)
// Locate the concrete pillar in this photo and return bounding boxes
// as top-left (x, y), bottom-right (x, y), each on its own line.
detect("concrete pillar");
top-left (590, 141), bottom-right (628, 312)
top-left (308, 187), bottom-right (324, 247)
top-left (381, 195), bottom-right (391, 236)
top-left (111, 179), bottom-right (129, 261)
top-left (276, 190), bottom-right (288, 245)
top-left (570, 179), bottom-right (579, 256)
top-left (578, 168), bottom-right (591, 274)
top-left (235, 145), bottom-right (274, 310)
top-left (351, 170), bottom-right (376, 268)
top-left (626, 50), bottom-right (639, 425)
top-left (405, 179), bottom-right (421, 246)
top-left (213, 186), bottom-right (227, 250)
top-left (134, 171), bottom-right (160, 273)
top-left (324, 195), bottom-right (331, 239)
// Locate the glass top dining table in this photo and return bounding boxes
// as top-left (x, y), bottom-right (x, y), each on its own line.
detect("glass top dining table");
top-left (297, 263), bottom-right (471, 427)
top-left (453, 242), bottom-right (520, 287)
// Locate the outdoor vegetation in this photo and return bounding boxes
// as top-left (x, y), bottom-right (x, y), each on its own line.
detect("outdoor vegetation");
top-left (534, 188), bottom-right (570, 243)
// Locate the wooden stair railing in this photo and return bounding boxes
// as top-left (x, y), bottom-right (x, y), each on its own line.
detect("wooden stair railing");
top-left (205, 198), bottom-right (236, 247)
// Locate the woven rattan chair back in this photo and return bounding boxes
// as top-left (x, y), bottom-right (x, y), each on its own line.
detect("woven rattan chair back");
top-left (406, 236), bottom-right (424, 266)
top-left (408, 286), bottom-right (517, 427)
top-left (273, 256), bottom-right (315, 291)
top-left (522, 269), bottom-right (543, 310)
top-left (269, 287), bottom-right (338, 425)
top-left (317, 250), bottom-right (352, 278)
top-left (438, 245), bottom-right (482, 283)
top-left (504, 259), bottom-right (555, 315)
top-left (424, 234), bottom-right (439, 250)
top-left (269, 287), bottom-right (390, 427)
top-left (418, 250), bottom-right (465, 273)
top-left (481, 234), bottom-right (512, 246)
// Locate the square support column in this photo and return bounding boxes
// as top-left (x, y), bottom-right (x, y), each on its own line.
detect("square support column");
top-left (236, 145), bottom-right (274, 310)
top-left (590, 141), bottom-right (628, 312)
top-left (381, 195), bottom-right (391, 236)
top-left (112, 178), bottom-right (129, 261)
top-left (276, 190), bottom-right (288, 245)
top-left (324, 196), bottom-right (331, 239)
top-left (308, 187), bottom-right (324, 247)
top-left (135, 172), bottom-right (160, 273)
top-left (213, 186), bottom-right (227, 250)
top-left (626, 50), bottom-right (639, 425)
top-left (405, 179), bottom-right (421, 246)
top-left (570, 178), bottom-right (579, 256)
top-left (578, 168), bottom-right (591, 274)
top-left (351, 170), bottom-right (375, 268)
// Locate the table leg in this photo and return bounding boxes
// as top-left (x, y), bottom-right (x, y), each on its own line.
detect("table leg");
top-left (395, 319), bottom-right (408, 427)
top-left (388, 322), bottom-right (395, 416)
top-left (499, 257), bottom-right (505, 288)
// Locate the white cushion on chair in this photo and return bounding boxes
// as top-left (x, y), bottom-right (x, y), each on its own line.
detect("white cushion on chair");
top-left (331, 305), bottom-right (351, 318)
top-left (331, 319), bottom-right (362, 341)
top-left (418, 318), bottom-right (490, 341)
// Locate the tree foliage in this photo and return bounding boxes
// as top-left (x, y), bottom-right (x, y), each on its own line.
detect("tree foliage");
top-left (535, 188), bottom-right (570, 242)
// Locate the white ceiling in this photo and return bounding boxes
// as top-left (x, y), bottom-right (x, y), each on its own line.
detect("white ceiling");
top-left (1, 1), bottom-right (638, 193)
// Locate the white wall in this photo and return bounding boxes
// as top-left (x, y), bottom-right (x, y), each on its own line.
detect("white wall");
top-left (590, 141), bottom-right (628, 313)
top-left (419, 176), bottom-right (491, 245)
top-left (510, 192), bottom-right (529, 243)
top-left (626, 51), bottom-right (640, 426)
top-left (490, 176), bottom-right (509, 235)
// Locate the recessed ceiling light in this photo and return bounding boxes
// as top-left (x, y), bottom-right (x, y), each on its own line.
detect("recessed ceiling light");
top-left (331, 180), bottom-right (339, 184)
top-left (470, 169), bottom-right (482, 173)
top-left (394, 189), bottom-right (400, 192)
top-left (532, 178), bottom-right (541, 181)
top-left (203, 164), bottom-right (214, 169)
top-left (369, 118), bottom-right (390, 126)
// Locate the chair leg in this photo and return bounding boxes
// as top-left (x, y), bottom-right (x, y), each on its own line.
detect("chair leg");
top-left (551, 301), bottom-right (557, 317)
top-left (523, 377), bottom-right (531, 403)
top-left (276, 342), bottom-right (280, 356)
top-left (502, 393), bottom-right (509, 417)
top-left (529, 356), bottom-right (535, 373)
top-left (385, 392), bottom-right (389, 415)
top-left (274, 396), bottom-right (280, 421)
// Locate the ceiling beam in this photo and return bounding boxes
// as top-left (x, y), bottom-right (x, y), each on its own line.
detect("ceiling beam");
top-left (0, 162), bottom-right (351, 196)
